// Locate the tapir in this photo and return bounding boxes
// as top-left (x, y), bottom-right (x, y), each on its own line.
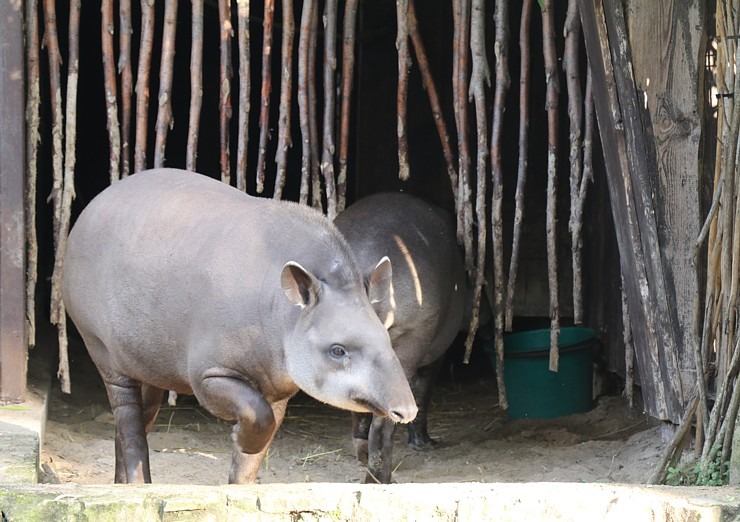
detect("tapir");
top-left (335, 192), bottom-right (466, 483)
top-left (61, 169), bottom-right (418, 484)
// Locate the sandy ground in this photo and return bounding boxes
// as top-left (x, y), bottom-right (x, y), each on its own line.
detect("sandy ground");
top-left (40, 366), bottom-right (664, 486)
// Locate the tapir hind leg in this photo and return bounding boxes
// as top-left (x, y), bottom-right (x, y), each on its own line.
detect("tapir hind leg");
top-left (142, 384), bottom-right (164, 434)
top-left (104, 379), bottom-right (152, 483)
top-left (352, 412), bottom-right (372, 465)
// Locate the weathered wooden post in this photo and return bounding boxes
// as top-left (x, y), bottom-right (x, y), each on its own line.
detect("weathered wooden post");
top-left (578, 0), bottom-right (705, 424)
top-left (0, 0), bottom-right (27, 403)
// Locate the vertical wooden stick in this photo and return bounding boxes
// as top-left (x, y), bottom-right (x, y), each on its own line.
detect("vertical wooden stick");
top-left (102, 0), bottom-right (121, 183)
top-left (42, 0), bottom-right (63, 247)
top-left (43, 0), bottom-right (66, 391)
top-left (25, 0), bottom-right (41, 348)
top-left (298, 0), bottom-right (315, 205)
top-left (505, 0), bottom-right (532, 331)
top-left (542, 0), bottom-right (560, 372)
top-left (483, 0), bottom-right (510, 409)
top-left (336, 0), bottom-right (359, 212)
top-left (187, 0), bottom-right (204, 173)
top-left (408, 0), bottom-right (457, 201)
top-left (321, 0), bottom-right (339, 218)
top-left (463, 0), bottom-right (489, 368)
top-left (454, 0), bottom-right (473, 274)
top-left (119, 0), bottom-right (133, 178)
top-left (235, 0), bottom-right (251, 191)
top-left (564, 0), bottom-right (584, 324)
top-left (51, 0), bottom-right (81, 394)
top-left (308, 3), bottom-right (322, 210)
top-left (134, 0), bottom-right (156, 173)
top-left (153, 0), bottom-right (178, 169)
top-left (396, 0), bottom-right (410, 182)
top-left (256, 0), bottom-right (275, 193)
top-left (218, 0), bottom-right (233, 184)
top-left (274, 0), bottom-right (295, 200)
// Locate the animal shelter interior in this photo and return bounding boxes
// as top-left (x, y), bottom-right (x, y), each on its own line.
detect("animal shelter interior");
top-left (0, 0), bottom-right (728, 487)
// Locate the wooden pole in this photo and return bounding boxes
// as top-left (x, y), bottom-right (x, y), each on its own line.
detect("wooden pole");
top-left (102, 0), bottom-right (121, 182)
top-left (186, 0), bottom-right (204, 173)
top-left (504, 0), bottom-right (532, 332)
top-left (396, 0), bottom-right (410, 182)
top-left (134, 0), bottom-right (156, 173)
top-left (218, 0), bottom-right (233, 185)
top-left (235, 0), bottom-right (251, 191)
top-left (25, 0), bottom-right (41, 349)
top-left (321, 0), bottom-right (339, 218)
top-left (542, 0), bottom-right (560, 372)
top-left (256, 0), bottom-right (275, 193)
top-left (564, 0), bottom-right (585, 325)
top-left (274, 0), bottom-right (295, 200)
top-left (0, 0), bottom-right (27, 402)
top-left (119, 0), bottom-right (133, 178)
top-left (464, 0), bottom-right (489, 366)
top-left (153, 0), bottom-right (178, 170)
top-left (298, 0), bottom-right (315, 205)
top-left (336, 0), bottom-right (359, 212)
top-left (408, 0), bottom-right (458, 202)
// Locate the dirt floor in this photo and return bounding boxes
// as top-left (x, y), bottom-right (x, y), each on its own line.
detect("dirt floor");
top-left (39, 353), bottom-right (664, 486)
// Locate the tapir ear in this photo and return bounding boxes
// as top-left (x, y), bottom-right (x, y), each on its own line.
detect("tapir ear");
top-left (367, 257), bottom-right (395, 329)
top-left (281, 262), bottom-right (320, 308)
top-left (368, 256), bottom-right (392, 304)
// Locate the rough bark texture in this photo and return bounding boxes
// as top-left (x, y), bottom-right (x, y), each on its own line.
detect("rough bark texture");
top-left (578, 0), bottom-right (689, 422)
top-left (274, 0), bottom-right (295, 200)
top-left (624, 0), bottom-right (704, 420)
top-left (134, 0), bottom-right (155, 173)
top-left (186, 0), bottom-right (204, 173)
top-left (218, 0), bottom-right (233, 185)
top-left (235, 0), bottom-right (250, 191)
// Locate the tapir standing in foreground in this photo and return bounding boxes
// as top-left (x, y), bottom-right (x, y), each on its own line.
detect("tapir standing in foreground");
top-left (335, 192), bottom-right (466, 483)
top-left (62, 169), bottom-right (417, 484)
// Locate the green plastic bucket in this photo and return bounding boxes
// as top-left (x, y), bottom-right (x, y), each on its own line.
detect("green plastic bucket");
top-left (484, 327), bottom-right (595, 419)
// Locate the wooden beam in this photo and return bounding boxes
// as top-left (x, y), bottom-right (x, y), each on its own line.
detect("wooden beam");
top-left (578, 0), bottom-right (685, 422)
top-left (0, 0), bottom-right (27, 403)
top-left (624, 0), bottom-right (705, 412)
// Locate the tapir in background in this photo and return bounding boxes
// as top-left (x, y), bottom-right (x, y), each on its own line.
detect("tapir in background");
top-left (335, 192), bottom-right (467, 484)
top-left (62, 169), bottom-right (418, 484)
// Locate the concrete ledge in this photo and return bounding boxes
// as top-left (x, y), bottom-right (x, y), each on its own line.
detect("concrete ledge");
top-left (1, 482), bottom-right (738, 521)
top-left (0, 373), bottom-right (49, 485)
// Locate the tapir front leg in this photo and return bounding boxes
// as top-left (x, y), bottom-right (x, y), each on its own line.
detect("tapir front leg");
top-left (230, 398), bottom-right (289, 483)
top-left (366, 415), bottom-right (397, 484)
top-left (407, 356), bottom-right (444, 450)
top-left (193, 376), bottom-right (280, 484)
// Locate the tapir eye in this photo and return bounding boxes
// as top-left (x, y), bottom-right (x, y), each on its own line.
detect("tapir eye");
top-left (329, 344), bottom-right (347, 359)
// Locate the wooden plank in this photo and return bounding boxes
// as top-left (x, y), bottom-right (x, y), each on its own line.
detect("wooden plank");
top-left (578, 0), bottom-right (684, 422)
top-left (624, 0), bottom-right (705, 404)
top-left (0, 1), bottom-right (27, 404)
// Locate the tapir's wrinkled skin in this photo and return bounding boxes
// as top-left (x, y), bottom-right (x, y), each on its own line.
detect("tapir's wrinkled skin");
top-left (62, 169), bottom-right (417, 484)
top-left (335, 192), bottom-right (466, 483)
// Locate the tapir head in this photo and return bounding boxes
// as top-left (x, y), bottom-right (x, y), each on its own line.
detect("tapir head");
top-left (280, 257), bottom-right (418, 424)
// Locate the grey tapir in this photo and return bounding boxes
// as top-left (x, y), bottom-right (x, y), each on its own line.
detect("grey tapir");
top-left (335, 192), bottom-right (466, 483)
top-left (62, 169), bottom-right (418, 484)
